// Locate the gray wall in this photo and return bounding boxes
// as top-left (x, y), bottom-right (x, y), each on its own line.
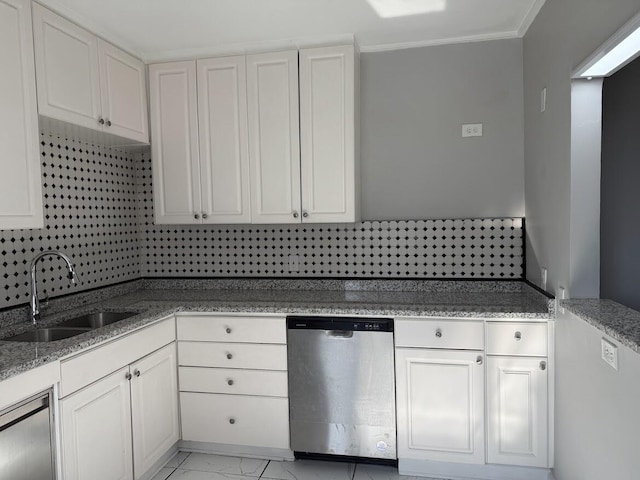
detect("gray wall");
top-left (360, 39), bottom-right (524, 220)
top-left (600, 57), bottom-right (640, 310)
top-left (555, 309), bottom-right (640, 480)
top-left (523, 0), bottom-right (640, 295)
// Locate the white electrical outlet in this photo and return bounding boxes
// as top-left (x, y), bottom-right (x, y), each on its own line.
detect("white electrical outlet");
top-left (601, 338), bottom-right (618, 370)
top-left (462, 123), bottom-right (483, 137)
top-left (288, 254), bottom-right (299, 272)
top-left (541, 87), bottom-right (547, 113)
top-left (540, 267), bottom-right (547, 291)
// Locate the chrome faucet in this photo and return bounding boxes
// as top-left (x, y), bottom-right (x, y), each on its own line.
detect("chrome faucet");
top-left (30, 251), bottom-right (78, 325)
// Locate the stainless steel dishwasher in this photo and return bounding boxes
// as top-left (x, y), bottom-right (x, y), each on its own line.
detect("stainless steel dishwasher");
top-left (287, 316), bottom-right (396, 460)
top-left (0, 391), bottom-right (55, 480)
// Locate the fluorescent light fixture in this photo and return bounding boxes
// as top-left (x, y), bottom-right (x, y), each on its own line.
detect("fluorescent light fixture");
top-left (575, 11), bottom-right (640, 78)
top-left (367, 0), bottom-right (446, 18)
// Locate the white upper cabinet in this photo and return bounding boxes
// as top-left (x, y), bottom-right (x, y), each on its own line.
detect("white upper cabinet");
top-left (32, 3), bottom-right (148, 144)
top-left (98, 40), bottom-right (149, 143)
top-left (0, 0), bottom-right (43, 230)
top-left (299, 45), bottom-right (358, 223)
top-left (247, 50), bottom-right (301, 224)
top-left (198, 56), bottom-right (252, 223)
top-left (149, 61), bottom-right (202, 224)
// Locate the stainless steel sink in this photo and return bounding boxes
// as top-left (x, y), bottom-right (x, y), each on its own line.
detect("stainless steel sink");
top-left (5, 327), bottom-right (90, 342)
top-left (56, 311), bottom-right (138, 329)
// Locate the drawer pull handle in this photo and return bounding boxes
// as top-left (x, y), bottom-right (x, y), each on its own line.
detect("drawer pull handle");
top-left (514, 331), bottom-right (522, 341)
top-left (476, 356), bottom-right (483, 365)
top-left (134, 369), bottom-right (141, 377)
top-left (125, 372), bottom-right (132, 381)
top-left (226, 353), bottom-right (233, 360)
top-left (227, 379), bottom-right (234, 386)
top-left (435, 329), bottom-right (442, 338)
top-left (226, 327), bottom-right (232, 334)
top-left (229, 418), bottom-right (236, 425)
top-left (540, 361), bottom-right (547, 371)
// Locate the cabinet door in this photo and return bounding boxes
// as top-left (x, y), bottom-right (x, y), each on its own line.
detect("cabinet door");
top-left (130, 343), bottom-right (180, 479)
top-left (32, 3), bottom-right (101, 130)
top-left (487, 356), bottom-right (548, 467)
top-left (299, 45), bottom-right (358, 223)
top-left (395, 348), bottom-right (485, 464)
top-left (0, 0), bottom-right (43, 229)
top-left (247, 50), bottom-right (301, 224)
top-left (149, 61), bottom-right (202, 224)
top-left (197, 56), bottom-right (251, 223)
top-left (60, 367), bottom-right (133, 480)
top-left (98, 40), bottom-right (148, 143)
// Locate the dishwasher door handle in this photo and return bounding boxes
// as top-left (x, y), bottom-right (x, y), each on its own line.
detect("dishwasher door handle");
top-left (326, 330), bottom-right (354, 338)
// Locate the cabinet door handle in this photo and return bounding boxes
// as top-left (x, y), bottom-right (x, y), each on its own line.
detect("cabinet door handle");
top-left (194, 213), bottom-right (200, 220)
top-left (125, 372), bottom-right (132, 381)
top-left (302, 211), bottom-right (309, 218)
top-left (226, 353), bottom-right (233, 360)
top-left (134, 369), bottom-right (141, 377)
top-left (435, 328), bottom-right (442, 338)
top-left (476, 356), bottom-right (483, 365)
top-left (225, 327), bottom-right (232, 334)
top-left (229, 418), bottom-right (236, 425)
top-left (98, 117), bottom-right (105, 125)
top-left (540, 361), bottom-right (547, 371)
top-left (202, 213), bottom-right (208, 219)
top-left (514, 331), bottom-right (522, 341)
top-left (105, 119), bottom-right (112, 127)
top-left (292, 211), bottom-right (299, 218)
top-left (227, 379), bottom-right (234, 386)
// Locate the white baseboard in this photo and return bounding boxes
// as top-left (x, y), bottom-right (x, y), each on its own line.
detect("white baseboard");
top-left (179, 441), bottom-right (295, 461)
top-left (138, 442), bottom-right (179, 480)
top-left (399, 458), bottom-right (553, 480)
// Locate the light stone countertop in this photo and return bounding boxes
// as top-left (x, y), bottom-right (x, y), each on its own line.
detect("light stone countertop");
top-left (561, 299), bottom-right (640, 355)
top-left (0, 279), bottom-right (554, 382)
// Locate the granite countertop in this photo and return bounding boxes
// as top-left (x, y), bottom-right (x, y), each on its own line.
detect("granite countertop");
top-left (562, 299), bottom-right (640, 355)
top-left (0, 279), bottom-right (554, 382)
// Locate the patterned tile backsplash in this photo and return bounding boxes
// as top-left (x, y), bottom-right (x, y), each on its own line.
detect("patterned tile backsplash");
top-left (0, 133), bottom-right (524, 310)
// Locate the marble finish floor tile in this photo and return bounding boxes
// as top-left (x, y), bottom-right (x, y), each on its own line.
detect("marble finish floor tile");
top-left (179, 453), bottom-right (268, 476)
top-left (261, 459), bottom-right (356, 480)
top-left (150, 467), bottom-right (175, 480)
top-left (166, 451), bottom-right (192, 468)
top-left (353, 464), bottom-right (445, 480)
top-left (169, 469), bottom-right (256, 480)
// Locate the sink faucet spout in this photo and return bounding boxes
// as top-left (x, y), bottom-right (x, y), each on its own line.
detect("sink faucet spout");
top-left (30, 251), bottom-right (78, 325)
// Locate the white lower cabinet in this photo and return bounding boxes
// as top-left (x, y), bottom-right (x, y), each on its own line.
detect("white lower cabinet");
top-left (486, 356), bottom-right (548, 467)
top-left (180, 392), bottom-right (289, 448)
top-left (61, 366), bottom-right (134, 480)
top-left (395, 348), bottom-right (485, 464)
top-left (177, 313), bottom-right (290, 453)
top-left (60, 322), bottom-right (178, 480)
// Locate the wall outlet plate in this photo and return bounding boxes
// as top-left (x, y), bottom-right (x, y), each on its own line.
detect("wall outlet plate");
top-left (462, 123), bottom-right (483, 137)
top-left (288, 254), bottom-right (300, 272)
top-left (540, 267), bottom-right (548, 290)
top-left (601, 337), bottom-right (618, 370)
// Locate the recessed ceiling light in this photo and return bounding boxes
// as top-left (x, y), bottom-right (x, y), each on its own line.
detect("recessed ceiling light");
top-left (367, 0), bottom-right (446, 19)
top-left (575, 12), bottom-right (640, 78)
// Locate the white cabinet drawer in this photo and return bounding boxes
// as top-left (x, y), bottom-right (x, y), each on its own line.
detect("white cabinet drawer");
top-left (180, 392), bottom-right (289, 449)
top-left (179, 367), bottom-right (288, 397)
top-left (395, 318), bottom-right (484, 350)
top-left (486, 322), bottom-right (548, 356)
top-left (60, 317), bottom-right (175, 397)
top-left (178, 341), bottom-right (287, 370)
top-left (177, 314), bottom-right (286, 344)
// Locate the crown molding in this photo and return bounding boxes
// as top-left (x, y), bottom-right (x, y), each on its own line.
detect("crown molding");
top-left (517, 0), bottom-right (547, 36)
top-left (358, 31), bottom-right (520, 53)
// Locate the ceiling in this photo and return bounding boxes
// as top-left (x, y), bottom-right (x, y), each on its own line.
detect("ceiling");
top-left (37, 0), bottom-right (546, 62)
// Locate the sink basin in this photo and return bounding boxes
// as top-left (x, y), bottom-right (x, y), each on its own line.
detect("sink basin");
top-left (5, 327), bottom-right (90, 342)
top-left (56, 311), bottom-right (138, 329)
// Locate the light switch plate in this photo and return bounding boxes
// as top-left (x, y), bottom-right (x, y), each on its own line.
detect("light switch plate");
top-left (601, 338), bottom-right (618, 370)
top-left (462, 123), bottom-right (483, 137)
